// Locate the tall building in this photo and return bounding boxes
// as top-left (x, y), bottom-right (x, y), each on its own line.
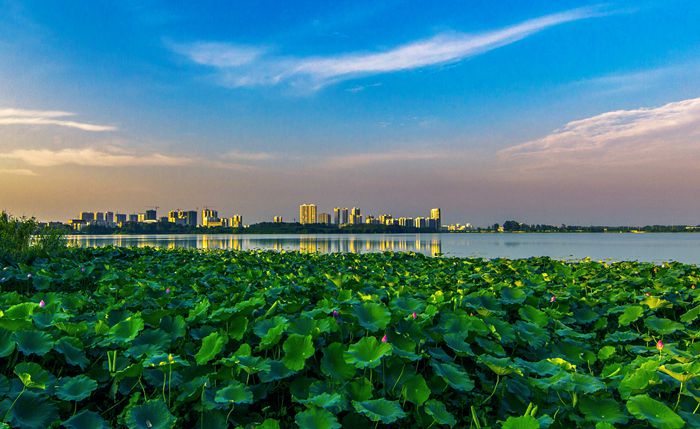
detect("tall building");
top-left (202, 208), bottom-right (221, 227)
top-left (185, 211), bottom-right (197, 226)
top-left (94, 212), bottom-right (105, 223)
top-left (318, 213), bottom-right (332, 225)
top-left (350, 207), bottom-right (362, 224)
top-left (273, 216), bottom-right (283, 223)
top-left (230, 215), bottom-right (243, 228)
top-left (105, 212), bottom-right (114, 224)
top-left (299, 204), bottom-right (317, 225)
top-left (398, 217), bottom-right (413, 227)
top-left (145, 209), bottom-right (157, 222)
top-left (414, 217), bottom-right (427, 229)
top-left (334, 207), bottom-right (349, 225)
top-left (430, 208), bottom-right (442, 231)
top-left (379, 214), bottom-right (392, 225)
top-left (128, 214), bottom-right (139, 223)
top-left (80, 212), bottom-right (95, 222)
top-left (115, 213), bottom-right (127, 225)
top-left (168, 209), bottom-right (198, 226)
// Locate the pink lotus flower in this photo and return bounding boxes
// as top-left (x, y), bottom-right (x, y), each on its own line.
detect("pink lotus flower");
top-left (381, 335), bottom-right (388, 343)
top-left (656, 340), bottom-right (664, 351)
top-left (332, 310), bottom-right (339, 318)
top-left (165, 288), bottom-right (171, 294)
top-left (39, 300), bottom-right (45, 308)
top-left (411, 312), bottom-right (417, 319)
top-left (550, 295), bottom-right (556, 303)
top-left (81, 267), bottom-right (85, 273)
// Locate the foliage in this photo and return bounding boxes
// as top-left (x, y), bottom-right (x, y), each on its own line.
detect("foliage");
top-left (0, 247), bottom-right (699, 428)
top-left (0, 212), bottom-right (66, 264)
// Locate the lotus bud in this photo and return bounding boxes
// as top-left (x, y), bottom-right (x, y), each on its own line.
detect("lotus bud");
top-left (656, 340), bottom-right (664, 351)
top-left (39, 300), bottom-right (45, 308)
top-left (381, 335), bottom-right (388, 343)
top-left (412, 312), bottom-right (417, 319)
top-left (550, 295), bottom-right (556, 303)
top-left (81, 267), bottom-right (85, 272)
top-left (165, 288), bottom-right (171, 294)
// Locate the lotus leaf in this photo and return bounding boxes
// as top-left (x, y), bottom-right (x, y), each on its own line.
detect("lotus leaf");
top-left (352, 399), bottom-right (407, 424)
top-left (344, 336), bottom-right (392, 369)
top-left (626, 394), bottom-right (684, 429)
top-left (56, 375), bottom-right (98, 401)
top-left (294, 407), bottom-right (341, 429)
top-left (424, 399), bottom-right (456, 428)
top-left (125, 400), bottom-right (177, 429)
top-left (352, 303), bottom-right (391, 331)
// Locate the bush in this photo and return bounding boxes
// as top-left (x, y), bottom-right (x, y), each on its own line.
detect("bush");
top-left (0, 211), bottom-right (66, 264)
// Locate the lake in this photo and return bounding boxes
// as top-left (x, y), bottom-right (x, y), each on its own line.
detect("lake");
top-left (66, 233), bottom-right (700, 264)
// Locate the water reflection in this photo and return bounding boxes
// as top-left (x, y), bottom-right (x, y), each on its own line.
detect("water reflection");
top-left (67, 234), bottom-right (444, 256)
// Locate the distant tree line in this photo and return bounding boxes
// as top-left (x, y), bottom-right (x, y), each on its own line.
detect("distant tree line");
top-left (478, 221), bottom-right (700, 233)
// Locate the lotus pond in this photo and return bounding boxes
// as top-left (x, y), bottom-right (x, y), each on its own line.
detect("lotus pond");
top-left (1, 247), bottom-right (700, 428)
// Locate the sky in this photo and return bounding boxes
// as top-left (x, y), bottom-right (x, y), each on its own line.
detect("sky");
top-left (1, 0), bottom-right (700, 226)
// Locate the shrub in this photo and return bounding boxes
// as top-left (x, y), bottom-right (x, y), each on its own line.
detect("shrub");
top-left (0, 211), bottom-right (66, 264)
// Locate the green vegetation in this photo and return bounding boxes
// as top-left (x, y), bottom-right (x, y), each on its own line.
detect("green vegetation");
top-left (1, 248), bottom-right (700, 428)
top-left (0, 212), bottom-right (66, 264)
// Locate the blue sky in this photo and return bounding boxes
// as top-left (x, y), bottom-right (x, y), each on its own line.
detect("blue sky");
top-left (1, 0), bottom-right (700, 225)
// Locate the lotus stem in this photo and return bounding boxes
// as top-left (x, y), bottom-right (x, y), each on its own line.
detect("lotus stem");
top-left (3, 386), bottom-right (25, 422)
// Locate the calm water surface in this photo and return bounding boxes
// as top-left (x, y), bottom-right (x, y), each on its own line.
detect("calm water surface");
top-left (66, 233), bottom-right (700, 264)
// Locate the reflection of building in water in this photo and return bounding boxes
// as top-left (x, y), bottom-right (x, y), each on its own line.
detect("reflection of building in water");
top-left (300, 237), bottom-right (318, 253)
top-left (431, 238), bottom-right (442, 256)
top-left (317, 239), bottom-right (330, 253)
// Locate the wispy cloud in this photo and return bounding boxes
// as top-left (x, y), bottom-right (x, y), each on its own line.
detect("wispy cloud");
top-left (175, 7), bottom-right (603, 90)
top-left (0, 147), bottom-right (191, 167)
top-left (221, 149), bottom-right (275, 162)
top-left (0, 108), bottom-right (116, 132)
top-left (498, 97), bottom-right (700, 168)
top-left (0, 168), bottom-right (37, 176)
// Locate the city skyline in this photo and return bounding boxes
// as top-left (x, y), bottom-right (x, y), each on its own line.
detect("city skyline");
top-left (1, 1), bottom-right (700, 225)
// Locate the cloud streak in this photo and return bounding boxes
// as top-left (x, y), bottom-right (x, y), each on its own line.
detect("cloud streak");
top-left (0, 147), bottom-right (191, 168)
top-left (0, 108), bottom-right (116, 132)
top-left (499, 97), bottom-right (700, 168)
top-left (175, 7), bottom-right (602, 89)
top-left (0, 168), bottom-right (37, 176)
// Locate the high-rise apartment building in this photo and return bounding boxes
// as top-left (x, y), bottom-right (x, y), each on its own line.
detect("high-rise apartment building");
top-left (318, 213), bottom-right (332, 225)
top-left (230, 215), bottom-right (243, 228)
top-left (414, 217), bottom-right (427, 229)
top-left (350, 207), bottom-right (362, 224)
top-left (202, 208), bottom-right (222, 227)
top-left (430, 208), bottom-right (442, 231)
top-left (94, 212), bottom-right (105, 223)
top-left (299, 204), bottom-right (317, 225)
top-left (145, 209), bottom-right (157, 222)
top-left (379, 214), bottom-right (392, 225)
top-left (273, 216), bottom-right (283, 223)
top-left (128, 214), bottom-right (139, 223)
top-left (105, 212), bottom-right (114, 224)
top-left (80, 212), bottom-right (95, 222)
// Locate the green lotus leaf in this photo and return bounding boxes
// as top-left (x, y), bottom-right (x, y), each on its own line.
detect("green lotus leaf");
top-left (13, 330), bottom-right (54, 356)
top-left (233, 355), bottom-right (271, 373)
top-left (214, 381), bottom-right (253, 404)
top-left (254, 316), bottom-right (288, 350)
top-left (352, 303), bottom-right (391, 332)
top-left (56, 375), bottom-right (98, 401)
top-left (259, 360), bottom-right (297, 383)
top-left (518, 305), bottom-right (548, 327)
top-left (14, 362), bottom-right (52, 389)
top-left (424, 399), bottom-right (456, 428)
top-left (61, 410), bottom-right (109, 429)
top-left (347, 377), bottom-right (373, 401)
top-left (344, 336), bottom-right (392, 369)
top-left (620, 363), bottom-right (661, 398)
top-left (186, 299), bottom-right (210, 322)
top-left (641, 296), bottom-right (672, 309)
top-left (644, 316), bottom-right (684, 335)
top-left (390, 296), bottom-right (425, 314)
top-left (125, 400), bottom-right (176, 429)
top-left (0, 328), bottom-right (15, 357)
top-left (229, 315), bottom-right (248, 341)
top-left (352, 399), bottom-right (406, 424)
top-left (4, 302), bottom-right (37, 319)
top-left (298, 392), bottom-right (343, 409)
top-left (578, 396), bottom-right (626, 423)
top-left (514, 321), bottom-right (548, 348)
top-left (431, 361), bottom-right (474, 392)
top-left (680, 305), bottom-right (700, 323)
top-left (618, 305), bottom-right (644, 326)
top-left (159, 315), bottom-right (186, 341)
top-left (53, 337), bottom-right (89, 369)
top-left (401, 374), bottom-right (430, 405)
top-left (127, 329), bottom-right (170, 358)
top-left (321, 343), bottom-right (355, 380)
top-left (282, 334), bottom-right (315, 371)
top-left (294, 407), bottom-right (341, 429)
top-left (500, 287), bottom-right (527, 305)
top-left (598, 346), bottom-right (616, 361)
top-left (479, 355), bottom-right (523, 376)
top-left (195, 332), bottom-right (227, 365)
top-left (502, 415), bottom-right (540, 429)
top-left (254, 419), bottom-right (280, 429)
top-left (107, 316), bottom-right (144, 343)
top-left (9, 391), bottom-right (59, 429)
top-left (626, 394), bottom-right (684, 429)
top-left (443, 333), bottom-right (473, 354)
